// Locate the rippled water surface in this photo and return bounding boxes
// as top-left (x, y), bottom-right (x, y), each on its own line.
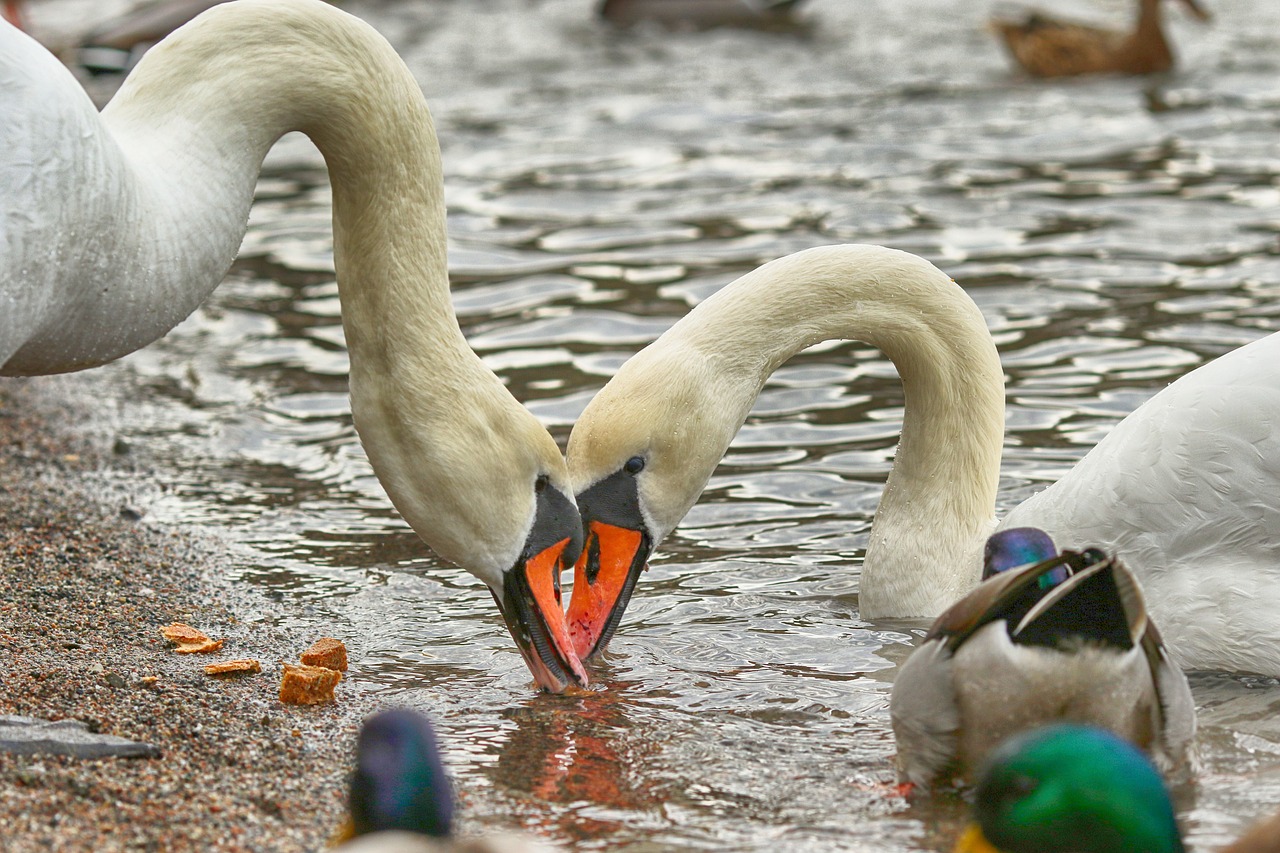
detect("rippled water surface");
top-left (33, 0), bottom-right (1280, 848)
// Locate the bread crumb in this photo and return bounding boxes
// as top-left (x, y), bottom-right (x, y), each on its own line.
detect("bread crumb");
top-left (299, 637), bottom-right (348, 672)
top-left (159, 622), bottom-right (225, 654)
top-left (175, 638), bottom-right (224, 654)
top-left (159, 623), bottom-right (208, 644)
top-left (279, 664), bottom-right (341, 705)
top-left (203, 659), bottom-right (262, 677)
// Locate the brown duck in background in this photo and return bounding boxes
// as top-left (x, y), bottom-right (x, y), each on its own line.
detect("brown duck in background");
top-left (991, 0), bottom-right (1210, 77)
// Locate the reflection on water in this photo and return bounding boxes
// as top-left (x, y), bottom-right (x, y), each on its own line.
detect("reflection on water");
top-left (51, 0), bottom-right (1280, 848)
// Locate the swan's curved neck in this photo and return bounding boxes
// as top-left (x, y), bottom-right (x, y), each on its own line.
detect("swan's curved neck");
top-left (576, 245), bottom-right (1005, 617)
top-left (110, 0), bottom-right (458, 366)
top-left (4, 0), bottom-right (463, 376)
top-left (698, 247), bottom-right (1005, 616)
top-left (3, 0), bottom-right (554, 578)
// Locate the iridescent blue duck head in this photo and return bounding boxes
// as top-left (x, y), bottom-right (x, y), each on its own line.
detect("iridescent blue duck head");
top-left (350, 709), bottom-right (454, 838)
top-left (983, 527), bottom-right (1063, 586)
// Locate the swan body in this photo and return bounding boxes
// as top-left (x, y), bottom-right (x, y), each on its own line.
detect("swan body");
top-left (999, 332), bottom-right (1280, 675)
top-left (1, 0), bottom-right (586, 691)
top-left (563, 243), bottom-right (1280, 677)
top-left (991, 0), bottom-right (1210, 78)
top-left (890, 531), bottom-right (1195, 787)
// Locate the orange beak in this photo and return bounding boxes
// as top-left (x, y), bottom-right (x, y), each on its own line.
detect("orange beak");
top-left (566, 520), bottom-right (650, 661)
top-left (491, 476), bottom-right (587, 692)
top-left (495, 536), bottom-right (588, 692)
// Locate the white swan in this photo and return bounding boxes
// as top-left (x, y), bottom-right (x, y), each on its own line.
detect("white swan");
top-left (562, 244), bottom-right (1280, 677)
top-left (0, 0), bottom-right (587, 691)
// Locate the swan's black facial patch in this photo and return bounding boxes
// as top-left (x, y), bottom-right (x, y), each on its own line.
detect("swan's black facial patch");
top-left (521, 479), bottom-right (583, 566)
top-left (578, 466), bottom-right (644, 532)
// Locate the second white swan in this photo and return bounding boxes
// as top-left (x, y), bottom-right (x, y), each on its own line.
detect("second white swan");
top-left (563, 244), bottom-right (1280, 677)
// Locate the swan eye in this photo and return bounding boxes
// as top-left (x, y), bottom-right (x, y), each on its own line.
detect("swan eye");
top-left (534, 474), bottom-right (549, 493)
top-left (624, 456), bottom-right (645, 475)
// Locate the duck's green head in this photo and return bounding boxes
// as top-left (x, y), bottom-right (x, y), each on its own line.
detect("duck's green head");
top-left (957, 724), bottom-right (1185, 853)
top-left (349, 709), bottom-right (454, 839)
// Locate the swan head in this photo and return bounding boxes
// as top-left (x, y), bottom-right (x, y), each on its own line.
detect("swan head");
top-left (348, 709), bottom-right (453, 839)
top-left (491, 461), bottom-right (590, 693)
top-left (350, 377), bottom-right (587, 693)
top-left (564, 344), bottom-right (745, 659)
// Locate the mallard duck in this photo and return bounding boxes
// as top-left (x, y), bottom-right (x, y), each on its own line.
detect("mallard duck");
top-left (1, 0), bottom-right (587, 692)
top-left (597, 0), bottom-right (808, 31)
top-left (559, 245), bottom-right (1280, 680)
top-left (889, 529), bottom-right (1195, 787)
top-left (991, 0), bottom-right (1211, 78)
top-left (957, 724), bottom-right (1280, 853)
top-left (334, 709), bottom-right (556, 852)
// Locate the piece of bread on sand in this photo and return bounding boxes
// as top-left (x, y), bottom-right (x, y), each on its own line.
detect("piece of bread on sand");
top-left (300, 637), bottom-right (348, 671)
top-left (159, 622), bottom-right (224, 654)
top-left (279, 663), bottom-right (341, 705)
top-left (203, 659), bottom-right (262, 677)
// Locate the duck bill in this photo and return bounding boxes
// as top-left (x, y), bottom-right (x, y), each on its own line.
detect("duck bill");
top-left (952, 824), bottom-right (1002, 853)
top-left (496, 536), bottom-right (589, 692)
top-left (566, 520), bottom-right (650, 661)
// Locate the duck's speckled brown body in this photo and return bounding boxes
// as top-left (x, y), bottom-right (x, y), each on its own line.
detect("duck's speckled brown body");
top-left (992, 0), bottom-right (1210, 77)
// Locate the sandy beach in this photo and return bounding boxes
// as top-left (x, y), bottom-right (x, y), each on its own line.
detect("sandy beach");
top-left (0, 376), bottom-right (379, 852)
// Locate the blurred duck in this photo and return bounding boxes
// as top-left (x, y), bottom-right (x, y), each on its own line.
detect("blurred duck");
top-left (598, 0), bottom-right (808, 31)
top-left (335, 709), bottom-right (557, 853)
top-left (956, 724), bottom-right (1280, 853)
top-left (991, 0), bottom-right (1211, 77)
top-left (2, 0), bottom-right (21, 29)
top-left (76, 0), bottom-right (239, 74)
top-left (890, 529), bottom-right (1195, 787)
top-left (0, 0), bottom-right (240, 66)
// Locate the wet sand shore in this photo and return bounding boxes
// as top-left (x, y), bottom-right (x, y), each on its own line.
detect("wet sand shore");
top-left (0, 376), bottom-right (379, 852)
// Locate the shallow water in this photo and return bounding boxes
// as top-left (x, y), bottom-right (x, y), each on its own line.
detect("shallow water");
top-left (30, 0), bottom-right (1280, 848)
